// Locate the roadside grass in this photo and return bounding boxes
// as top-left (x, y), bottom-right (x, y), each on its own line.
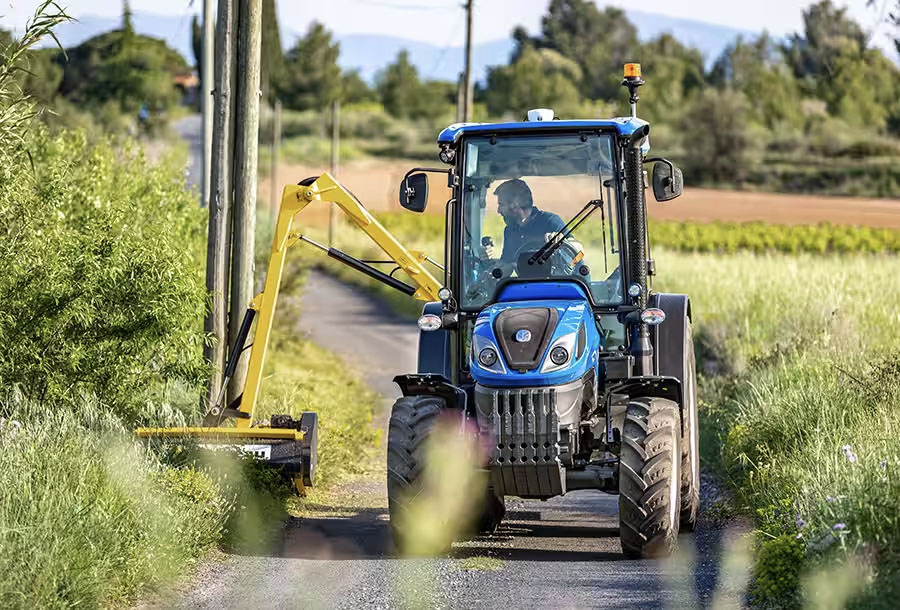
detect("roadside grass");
top-left (0, 259), bottom-right (381, 608)
top-left (0, 401), bottom-right (228, 608)
top-left (655, 251), bottom-right (900, 608)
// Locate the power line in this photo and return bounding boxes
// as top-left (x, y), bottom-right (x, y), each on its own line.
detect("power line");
top-left (344, 0), bottom-right (458, 11)
top-left (425, 11), bottom-right (465, 78)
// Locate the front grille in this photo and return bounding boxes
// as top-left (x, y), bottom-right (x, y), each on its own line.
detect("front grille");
top-left (483, 387), bottom-right (565, 497)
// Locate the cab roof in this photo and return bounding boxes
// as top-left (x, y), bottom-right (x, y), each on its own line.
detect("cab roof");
top-left (437, 117), bottom-right (649, 145)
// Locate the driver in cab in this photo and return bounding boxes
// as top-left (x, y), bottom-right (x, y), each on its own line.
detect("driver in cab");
top-left (484, 179), bottom-right (565, 262)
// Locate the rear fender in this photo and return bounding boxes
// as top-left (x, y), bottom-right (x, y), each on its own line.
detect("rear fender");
top-left (649, 292), bottom-right (691, 430)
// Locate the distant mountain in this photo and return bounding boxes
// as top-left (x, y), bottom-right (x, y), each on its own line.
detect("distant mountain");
top-left (46, 9), bottom-right (755, 84)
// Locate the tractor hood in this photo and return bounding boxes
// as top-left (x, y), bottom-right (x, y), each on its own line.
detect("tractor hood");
top-left (470, 294), bottom-right (600, 388)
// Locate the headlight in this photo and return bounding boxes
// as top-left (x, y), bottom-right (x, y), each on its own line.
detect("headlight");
top-left (541, 332), bottom-right (577, 373)
top-left (417, 314), bottom-right (442, 331)
top-left (640, 308), bottom-right (666, 325)
top-left (478, 347), bottom-right (498, 367)
top-left (549, 346), bottom-right (569, 365)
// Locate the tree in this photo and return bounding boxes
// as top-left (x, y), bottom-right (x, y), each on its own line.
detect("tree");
top-left (260, 0), bottom-right (284, 104)
top-left (377, 50), bottom-right (453, 120)
top-left (191, 15), bottom-right (201, 80)
top-left (679, 88), bottom-right (762, 183)
top-left (122, 0), bottom-right (134, 36)
top-left (484, 46), bottom-right (582, 117)
top-left (59, 29), bottom-right (188, 114)
top-left (783, 0), bottom-right (867, 83)
top-left (377, 50), bottom-right (419, 118)
top-left (276, 22), bottom-right (341, 111)
top-left (637, 34), bottom-right (705, 124)
top-left (341, 69), bottom-right (376, 104)
top-left (710, 34), bottom-right (801, 127)
top-left (539, 0), bottom-right (639, 99)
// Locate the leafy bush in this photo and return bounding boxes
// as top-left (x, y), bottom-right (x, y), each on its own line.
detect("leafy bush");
top-left (753, 535), bottom-right (806, 605)
top-left (0, 128), bottom-right (208, 421)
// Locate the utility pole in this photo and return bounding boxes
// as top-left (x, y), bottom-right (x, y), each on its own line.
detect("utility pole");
top-left (228, 0), bottom-right (263, 403)
top-left (204, 0), bottom-right (236, 408)
top-left (462, 0), bottom-right (474, 122)
top-left (328, 99), bottom-right (340, 247)
top-left (270, 99), bottom-right (281, 218)
top-left (201, 0), bottom-right (214, 208)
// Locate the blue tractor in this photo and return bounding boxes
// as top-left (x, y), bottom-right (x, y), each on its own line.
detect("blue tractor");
top-left (387, 65), bottom-right (698, 559)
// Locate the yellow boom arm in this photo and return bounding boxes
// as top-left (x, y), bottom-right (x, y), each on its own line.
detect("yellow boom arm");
top-left (234, 172), bottom-right (441, 426)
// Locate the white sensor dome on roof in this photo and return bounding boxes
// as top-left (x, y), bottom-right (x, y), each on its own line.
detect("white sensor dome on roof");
top-left (526, 108), bottom-right (555, 122)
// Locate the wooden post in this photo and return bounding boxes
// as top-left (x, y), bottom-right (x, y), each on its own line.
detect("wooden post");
top-left (270, 99), bottom-right (281, 219)
top-left (328, 99), bottom-right (340, 247)
top-left (200, 0), bottom-right (214, 208)
top-left (228, 0), bottom-right (263, 403)
top-left (203, 0), bottom-right (236, 408)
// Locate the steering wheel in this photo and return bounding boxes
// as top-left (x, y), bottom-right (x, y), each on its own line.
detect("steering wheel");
top-left (513, 236), bottom-right (586, 279)
top-left (466, 236), bottom-right (587, 303)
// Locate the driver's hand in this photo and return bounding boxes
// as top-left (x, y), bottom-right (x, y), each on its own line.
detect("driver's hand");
top-left (485, 244), bottom-right (497, 259)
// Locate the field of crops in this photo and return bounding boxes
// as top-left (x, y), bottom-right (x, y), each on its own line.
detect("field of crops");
top-left (371, 211), bottom-right (900, 255)
top-left (321, 211), bottom-right (900, 607)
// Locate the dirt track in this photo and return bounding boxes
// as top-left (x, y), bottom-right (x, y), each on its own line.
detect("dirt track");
top-left (261, 159), bottom-right (900, 228)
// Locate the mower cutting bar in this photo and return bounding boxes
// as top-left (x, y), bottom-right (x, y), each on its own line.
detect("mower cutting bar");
top-left (135, 426), bottom-right (303, 441)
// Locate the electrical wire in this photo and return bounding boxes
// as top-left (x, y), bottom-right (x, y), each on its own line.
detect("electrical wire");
top-left (344, 0), bottom-right (458, 11)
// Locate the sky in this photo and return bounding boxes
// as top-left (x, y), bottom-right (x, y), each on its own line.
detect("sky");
top-left (2, 0), bottom-right (896, 53)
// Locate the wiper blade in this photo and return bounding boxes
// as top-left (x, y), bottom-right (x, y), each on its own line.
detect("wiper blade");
top-left (528, 198), bottom-right (603, 265)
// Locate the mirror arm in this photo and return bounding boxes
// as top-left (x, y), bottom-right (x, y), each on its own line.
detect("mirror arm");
top-left (402, 167), bottom-right (450, 182)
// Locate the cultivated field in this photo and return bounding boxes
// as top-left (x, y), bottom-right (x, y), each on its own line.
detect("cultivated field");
top-left (262, 159), bottom-right (900, 228)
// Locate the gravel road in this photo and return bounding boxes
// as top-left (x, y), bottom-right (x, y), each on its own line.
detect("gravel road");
top-left (151, 271), bottom-right (744, 609)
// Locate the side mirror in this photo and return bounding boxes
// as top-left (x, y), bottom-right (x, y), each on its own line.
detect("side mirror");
top-left (399, 172), bottom-right (429, 213)
top-left (651, 159), bottom-right (683, 202)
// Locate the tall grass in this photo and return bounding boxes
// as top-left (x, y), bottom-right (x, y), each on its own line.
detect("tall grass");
top-left (655, 251), bottom-right (900, 607)
top-left (0, 399), bottom-right (227, 607)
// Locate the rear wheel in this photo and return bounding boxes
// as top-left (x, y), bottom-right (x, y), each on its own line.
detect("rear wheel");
top-left (680, 325), bottom-right (700, 531)
top-left (618, 397), bottom-right (681, 558)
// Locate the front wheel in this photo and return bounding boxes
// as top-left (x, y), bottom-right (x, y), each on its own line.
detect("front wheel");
top-left (387, 394), bottom-right (482, 555)
top-left (618, 397), bottom-right (682, 559)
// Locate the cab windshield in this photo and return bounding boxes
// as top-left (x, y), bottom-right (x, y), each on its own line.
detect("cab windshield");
top-left (459, 133), bottom-right (622, 310)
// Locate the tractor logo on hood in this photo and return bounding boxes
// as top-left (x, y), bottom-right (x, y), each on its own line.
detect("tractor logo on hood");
top-left (514, 329), bottom-right (532, 343)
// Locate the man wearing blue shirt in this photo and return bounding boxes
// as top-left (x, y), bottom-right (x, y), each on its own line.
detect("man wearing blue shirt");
top-left (485, 179), bottom-right (566, 262)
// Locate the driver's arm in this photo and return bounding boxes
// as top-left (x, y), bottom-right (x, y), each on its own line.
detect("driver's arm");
top-left (498, 225), bottom-right (516, 261)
